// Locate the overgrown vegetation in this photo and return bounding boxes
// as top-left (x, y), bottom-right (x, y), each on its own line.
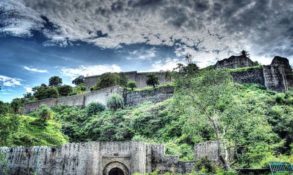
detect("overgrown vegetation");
top-left (0, 67), bottom-right (292, 172)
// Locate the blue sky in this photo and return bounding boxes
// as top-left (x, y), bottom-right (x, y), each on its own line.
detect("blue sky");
top-left (1, 0), bottom-right (293, 102)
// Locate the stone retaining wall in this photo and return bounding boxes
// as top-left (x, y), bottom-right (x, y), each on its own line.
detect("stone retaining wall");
top-left (24, 86), bottom-right (174, 113)
top-left (0, 142), bottom-right (195, 175)
top-left (123, 86), bottom-right (174, 106)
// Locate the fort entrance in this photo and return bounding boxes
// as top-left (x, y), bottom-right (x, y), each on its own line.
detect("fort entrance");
top-left (103, 162), bottom-right (129, 175)
top-left (108, 168), bottom-right (124, 175)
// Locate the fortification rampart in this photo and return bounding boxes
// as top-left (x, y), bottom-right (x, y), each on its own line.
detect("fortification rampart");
top-left (218, 56), bottom-right (292, 91)
top-left (124, 86), bottom-right (174, 106)
top-left (24, 86), bottom-right (124, 113)
top-left (24, 86), bottom-right (174, 113)
top-left (84, 71), bottom-right (172, 90)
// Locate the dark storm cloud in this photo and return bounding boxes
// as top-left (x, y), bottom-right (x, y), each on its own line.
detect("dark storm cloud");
top-left (0, 0), bottom-right (293, 65)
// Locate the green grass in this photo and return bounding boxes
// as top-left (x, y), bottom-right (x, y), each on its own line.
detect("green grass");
top-left (228, 65), bottom-right (262, 73)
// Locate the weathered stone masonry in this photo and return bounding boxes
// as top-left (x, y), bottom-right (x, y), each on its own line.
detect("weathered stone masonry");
top-left (0, 142), bottom-right (194, 175)
top-left (218, 56), bottom-right (293, 91)
top-left (24, 86), bottom-right (174, 113)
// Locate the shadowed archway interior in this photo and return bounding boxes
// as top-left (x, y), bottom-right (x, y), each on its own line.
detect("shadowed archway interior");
top-left (108, 167), bottom-right (125, 175)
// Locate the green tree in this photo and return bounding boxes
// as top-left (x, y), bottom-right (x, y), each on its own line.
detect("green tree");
top-left (33, 85), bottom-right (59, 100)
top-left (58, 85), bottom-right (73, 96)
top-left (107, 94), bottom-right (124, 110)
top-left (146, 74), bottom-right (159, 89)
top-left (127, 81), bottom-right (137, 91)
top-left (174, 69), bottom-right (277, 169)
top-left (96, 73), bottom-right (120, 89)
top-left (49, 76), bottom-right (62, 86)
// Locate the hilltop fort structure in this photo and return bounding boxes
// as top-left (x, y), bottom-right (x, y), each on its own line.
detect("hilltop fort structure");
top-left (84, 71), bottom-right (172, 90)
top-left (23, 55), bottom-right (292, 113)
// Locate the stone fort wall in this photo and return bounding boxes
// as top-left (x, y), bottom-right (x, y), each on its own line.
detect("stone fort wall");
top-left (84, 71), bottom-right (172, 90)
top-left (0, 142), bottom-right (195, 175)
top-left (24, 86), bottom-right (174, 113)
top-left (24, 86), bottom-right (124, 113)
top-left (220, 56), bottom-right (292, 91)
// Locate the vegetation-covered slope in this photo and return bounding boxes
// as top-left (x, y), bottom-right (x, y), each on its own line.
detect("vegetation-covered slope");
top-left (0, 69), bottom-right (292, 170)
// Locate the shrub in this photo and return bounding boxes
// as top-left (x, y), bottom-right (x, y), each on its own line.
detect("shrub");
top-left (107, 94), bottom-right (124, 110)
top-left (86, 102), bottom-right (105, 116)
top-left (38, 105), bottom-right (53, 121)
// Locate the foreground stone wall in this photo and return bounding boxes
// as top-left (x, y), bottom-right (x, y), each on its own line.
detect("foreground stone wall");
top-left (0, 142), bottom-right (195, 175)
top-left (151, 145), bottom-right (195, 174)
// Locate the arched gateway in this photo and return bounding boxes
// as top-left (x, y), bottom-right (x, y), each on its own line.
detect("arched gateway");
top-left (103, 162), bottom-right (129, 175)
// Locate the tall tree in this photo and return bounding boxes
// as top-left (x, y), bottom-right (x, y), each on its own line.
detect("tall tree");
top-left (146, 74), bottom-right (159, 89)
top-left (72, 76), bottom-right (85, 85)
top-left (49, 76), bottom-right (62, 86)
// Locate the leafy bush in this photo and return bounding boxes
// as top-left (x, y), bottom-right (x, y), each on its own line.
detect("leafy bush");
top-left (107, 94), bottom-right (124, 110)
top-left (86, 102), bottom-right (105, 116)
top-left (0, 114), bottom-right (67, 146)
top-left (38, 105), bottom-right (53, 121)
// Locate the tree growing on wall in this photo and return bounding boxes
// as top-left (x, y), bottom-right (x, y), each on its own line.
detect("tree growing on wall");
top-left (49, 76), bottom-right (62, 86)
top-left (146, 74), bottom-right (159, 89)
top-left (240, 50), bottom-right (249, 58)
top-left (127, 81), bottom-right (137, 91)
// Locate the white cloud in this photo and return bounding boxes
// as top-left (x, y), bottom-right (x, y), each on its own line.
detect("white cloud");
top-left (25, 87), bottom-right (33, 93)
top-left (127, 48), bottom-right (156, 60)
top-left (0, 75), bottom-right (21, 87)
top-left (150, 58), bottom-right (183, 72)
top-left (61, 64), bottom-right (122, 78)
top-left (24, 66), bottom-right (48, 73)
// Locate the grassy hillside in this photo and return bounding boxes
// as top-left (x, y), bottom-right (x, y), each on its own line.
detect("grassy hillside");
top-left (0, 69), bottom-right (292, 171)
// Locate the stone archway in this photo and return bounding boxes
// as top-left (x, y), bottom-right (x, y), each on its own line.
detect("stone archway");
top-left (103, 162), bottom-right (129, 175)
